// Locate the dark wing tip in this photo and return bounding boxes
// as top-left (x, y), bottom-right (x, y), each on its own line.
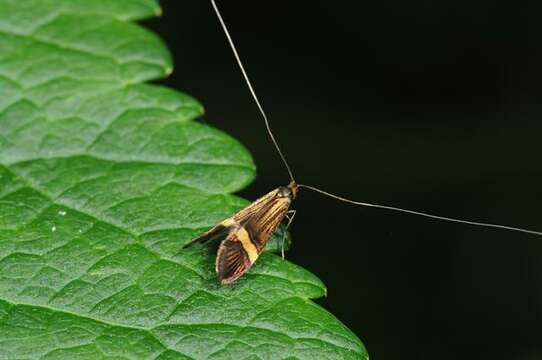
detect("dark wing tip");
top-left (219, 274), bottom-right (241, 285)
top-left (216, 237), bottom-right (252, 285)
top-left (183, 224), bottom-right (227, 249)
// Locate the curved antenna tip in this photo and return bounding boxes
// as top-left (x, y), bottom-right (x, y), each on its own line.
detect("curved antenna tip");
top-left (298, 184), bottom-right (542, 237)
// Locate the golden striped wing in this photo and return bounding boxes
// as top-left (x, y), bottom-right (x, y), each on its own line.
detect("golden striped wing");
top-left (242, 196), bottom-right (291, 252)
top-left (215, 228), bottom-right (254, 284)
top-left (232, 188), bottom-right (283, 223)
top-left (216, 193), bottom-right (292, 284)
top-left (183, 188), bottom-right (281, 248)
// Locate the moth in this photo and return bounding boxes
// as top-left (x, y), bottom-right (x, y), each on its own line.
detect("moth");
top-left (184, 0), bottom-right (542, 285)
top-left (184, 181), bottom-right (298, 284)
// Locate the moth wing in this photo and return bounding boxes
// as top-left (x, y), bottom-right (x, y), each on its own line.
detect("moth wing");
top-left (182, 222), bottom-right (228, 248)
top-left (216, 228), bottom-right (255, 284)
top-left (232, 188), bottom-right (281, 221)
top-left (183, 188), bottom-right (280, 249)
top-left (216, 198), bottom-right (292, 284)
top-left (243, 197), bottom-right (291, 252)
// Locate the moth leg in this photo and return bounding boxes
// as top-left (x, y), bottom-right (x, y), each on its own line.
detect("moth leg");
top-left (182, 223), bottom-right (228, 248)
top-left (281, 210), bottom-right (297, 260)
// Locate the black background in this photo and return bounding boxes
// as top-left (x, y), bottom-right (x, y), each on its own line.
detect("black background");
top-left (145, 1), bottom-right (542, 359)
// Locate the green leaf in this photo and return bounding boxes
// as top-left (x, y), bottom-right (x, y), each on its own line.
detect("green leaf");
top-left (0, 0), bottom-right (368, 359)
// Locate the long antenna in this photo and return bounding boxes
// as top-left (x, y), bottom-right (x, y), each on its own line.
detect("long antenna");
top-left (299, 184), bottom-right (542, 236)
top-left (211, 0), bottom-right (295, 182)
top-left (211, 1), bottom-right (542, 238)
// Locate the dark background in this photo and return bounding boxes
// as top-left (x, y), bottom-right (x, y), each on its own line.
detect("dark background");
top-left (146, 1), bottom-right (542, 359)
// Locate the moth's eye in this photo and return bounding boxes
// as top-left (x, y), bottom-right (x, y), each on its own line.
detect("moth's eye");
top-left (278, 187), bottom-right (291, 198)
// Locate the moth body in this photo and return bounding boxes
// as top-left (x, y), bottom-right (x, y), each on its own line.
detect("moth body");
top-left (184, 181), bottom-right (298, 284)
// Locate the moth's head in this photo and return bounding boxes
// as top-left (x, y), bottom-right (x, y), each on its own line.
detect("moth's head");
top-left (278, 181), bottom-right (299, 200)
